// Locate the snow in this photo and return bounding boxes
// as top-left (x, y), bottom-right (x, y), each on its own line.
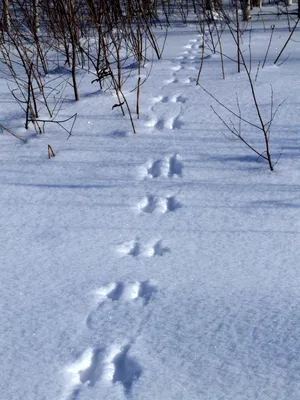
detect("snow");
top-left (1, 5), bottom-right (300, 400)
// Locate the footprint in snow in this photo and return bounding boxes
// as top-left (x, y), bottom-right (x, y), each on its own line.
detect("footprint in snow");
top-left (85, 280), bottom-right (157, 329)
top-left (89, 280), bottom-right (157, 307)
top-left (64, 344), bottom-right (142, 399)
top-left (139, 153), bottom-right (183, 179)
top-left (137, 194), bottom-right (182, 214)
top-left (116, 238), bottom-right (170, 258)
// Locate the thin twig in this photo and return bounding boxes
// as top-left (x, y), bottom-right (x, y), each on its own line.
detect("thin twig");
top-left (0, 123), bottom-right (27, 142)
top-left (200, 84), bottom-right (262, 130)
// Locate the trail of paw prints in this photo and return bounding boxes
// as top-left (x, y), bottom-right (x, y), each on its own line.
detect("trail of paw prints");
top-left (88, 281), bottom-right (157, 310)
top-left (117, 238), bottom-right (170, 258)
top-left (145, 91), bottom-right (185, 131)
top-left (86, 280), bottom-right (157, 331)
top-left (163, 75), bottom-right (193, 85)
top-left (137, 194), bottom-right (182, 214)
top-left (142, 37), bottom-right (199, 131)
top-left (183, 36), bottom-right (202, 56)
top-left (63, 343), bottom-right (142, 400)
top-left (145, 114), bottom-right (184, 130)
top-left (138, 153), bottom-right (183, 179)
top-left (152, 94), bottom-right (188, 104)
top-left (62, 281), bottom-right (157, 398)
top-left (170, 34), bottom-right (209, 78)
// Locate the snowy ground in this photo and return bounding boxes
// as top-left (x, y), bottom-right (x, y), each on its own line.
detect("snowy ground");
top-left (1, 6), bottom-right (300, 400)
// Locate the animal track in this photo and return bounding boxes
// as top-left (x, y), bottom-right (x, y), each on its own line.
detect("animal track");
top-left (64, 344), bottom-right (142, 399)
top-left (117, 238), bottom-right (170, 257)
top-left (117, 238), bottom-right (141, 257)
top-left (64, 347), bottom-right (103, 399)
top-left (63, 36), bottom-right (201, 400)
top-left (166, 195), bottom-right (182, 211)
top-left (141, 153), bottom-right (183, 179)
top-left (152, 94), bottom-right (187, 104)
top-left (169, 154), bottom-right (183, 176)
top-left (93, 280), bottom-right (156, 304)
top-left (163, 75), bottom-right (192, 86)
top-left (173, 116), bottom-right (185, 129)
top-left (143, 240), bottom-right (170, 257)
top-left (112, 344), bottom-right (142, 395)
top-left (138, 194), bottom-right (182, 214)
top-left (86, 280), bottom-right (157, 329)
top-left (152, 95), bottom-right (169, 104)
top-left (145, 117), bottom-right (176, 130)
top-left (171, 95), bottom-right (187, 104)
top-left (147, 158), bottom-right (167, 178)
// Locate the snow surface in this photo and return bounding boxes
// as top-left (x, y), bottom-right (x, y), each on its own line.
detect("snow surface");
top-left (1, 6), bottom-right (300, 400)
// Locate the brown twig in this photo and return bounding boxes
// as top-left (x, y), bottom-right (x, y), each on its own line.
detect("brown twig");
top-left (0, 124), bottom-right (27, 142)
top-left (48, 144), bottom-right (55, 159)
